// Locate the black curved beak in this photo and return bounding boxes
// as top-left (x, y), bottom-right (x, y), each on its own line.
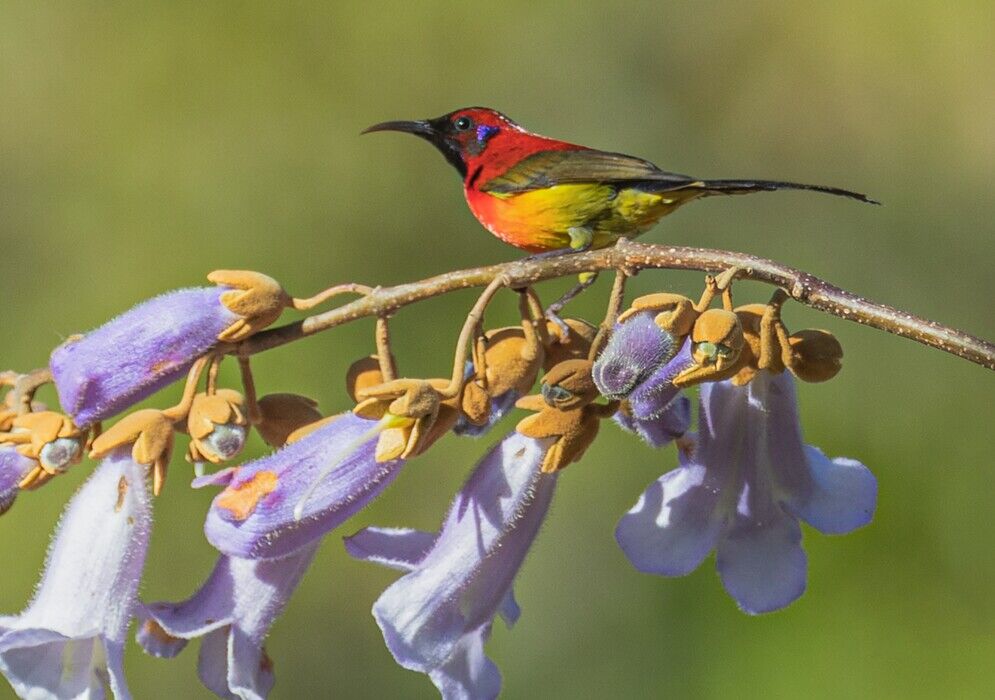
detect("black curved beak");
top-left (361, 119), bottom-right (435, 137)
top-left (362, 116), bottom-right (467, 177)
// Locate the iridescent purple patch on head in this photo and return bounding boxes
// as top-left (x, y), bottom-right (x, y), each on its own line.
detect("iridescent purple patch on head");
top-left (476, 124), bottom-right (499, 144)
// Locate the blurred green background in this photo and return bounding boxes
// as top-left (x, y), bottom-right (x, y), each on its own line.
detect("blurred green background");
top-left (2, 1), bottom-right (993, 698)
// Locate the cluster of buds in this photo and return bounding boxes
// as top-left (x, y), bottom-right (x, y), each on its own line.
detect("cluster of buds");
top-left (1, 269), bottom-right (345, 506)
top-left (594, 270), bottom-right (844, 421)
top-left (345, 287), bottom-right (599, 464)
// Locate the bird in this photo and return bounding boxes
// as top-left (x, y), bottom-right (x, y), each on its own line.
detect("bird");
top-left (363, 107), bottom-right (877, 255)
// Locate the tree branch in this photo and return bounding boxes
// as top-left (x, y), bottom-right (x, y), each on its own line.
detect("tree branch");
top-left (239, 239), bottom-right (995, 371)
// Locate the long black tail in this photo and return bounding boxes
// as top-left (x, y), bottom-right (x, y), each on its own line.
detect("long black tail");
top-left (699, 179), bottom-right (879, 205)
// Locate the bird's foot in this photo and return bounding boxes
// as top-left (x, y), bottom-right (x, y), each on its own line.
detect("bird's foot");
top-left (544, 272), bottom-right (600, 335)
top-left (520, 227), bottom-right (594, 262)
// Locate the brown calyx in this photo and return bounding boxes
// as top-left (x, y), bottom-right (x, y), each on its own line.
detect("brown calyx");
top-left (515, 359), bottom-right (615, 473)
top-left (542, 318), bottom-right (598, 369)
top-left (256, 393), bottom-right (324, 447)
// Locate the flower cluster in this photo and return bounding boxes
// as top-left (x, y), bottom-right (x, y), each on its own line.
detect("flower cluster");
top-left (0, 268), bottom-right (877, 699)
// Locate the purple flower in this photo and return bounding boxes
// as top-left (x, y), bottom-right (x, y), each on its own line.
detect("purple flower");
top-left (624, 338), bottom-right (694, 421)
top-left (0, 448), bottom-right (36, 516)
top-left (0, 449), bottom-right (152, 699)
top-left (594, 315), bottom-right (695, 449)
top-left (614, 395), bottom-right (692, 449)
top-left (592, 312), bottom-right (677, 400)
top-left (50, 287), bottom-right (238, 427)
top-left (348, 431), bottom-right (556, 699)
top-left (137, 543), bottom-right (318, 700)
top-left (204, 412), bottom-right (405, 559)
top-left (616, 371), bottom-right (877, 614)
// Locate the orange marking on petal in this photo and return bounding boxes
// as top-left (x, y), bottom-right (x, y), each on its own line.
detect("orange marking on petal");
top-left (142, 619), bottom-right (181, 644)
top-left (215, 470), bottom-right (279, 521)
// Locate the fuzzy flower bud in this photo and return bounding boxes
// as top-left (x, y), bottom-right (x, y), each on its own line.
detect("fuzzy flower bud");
top-left (50, 288), bottom-right (238, 427)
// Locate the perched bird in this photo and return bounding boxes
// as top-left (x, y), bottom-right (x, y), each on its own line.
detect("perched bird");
top-left (364, 107), bottom-right (877, 254)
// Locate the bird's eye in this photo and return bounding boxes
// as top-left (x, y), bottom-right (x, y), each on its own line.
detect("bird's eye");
top-left (453, 116), bottom-right (473, 131)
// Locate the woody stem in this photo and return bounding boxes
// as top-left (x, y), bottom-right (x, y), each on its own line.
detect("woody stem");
top-left (237, 239), bottom-right (995, 371)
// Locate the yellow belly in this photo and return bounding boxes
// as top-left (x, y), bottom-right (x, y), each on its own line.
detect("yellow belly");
top-left (471, 183), bottom-right (702, 251)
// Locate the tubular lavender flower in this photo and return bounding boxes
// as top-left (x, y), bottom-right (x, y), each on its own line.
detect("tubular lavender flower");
top-left (349, 431), bottom-right (557, 698)
top-left (50, 287), bottom-right (238, 427)
top-left (203, 412), bottom-right (406, 559)
top-left (613, 394), bottom-right (692, 449)
top-left (594, 312), bottom-right (695, 448)
top-left (624, 338), bottom-right (694, 421)
top-left (0, 448), bottom-right (36, 515)
top-left (0, 449), bottom-right (152, 699)
top-left (591, 311), bottom-right (678, 400)
top-left (137, 542), bottom-right (319, 700)
top-left (615, 370), bottom-right (878, 614)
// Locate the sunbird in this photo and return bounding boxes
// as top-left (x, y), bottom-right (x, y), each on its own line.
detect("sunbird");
top-left (364, 107), bottom-right (877, 254)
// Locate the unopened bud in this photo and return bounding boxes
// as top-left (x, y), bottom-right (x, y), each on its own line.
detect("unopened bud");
top-left (788, 329), bottom-right (843, 383)
top-left (345, 356), bottom-right (385, 403)
top-left (255, 393), bottom-right (323, 447)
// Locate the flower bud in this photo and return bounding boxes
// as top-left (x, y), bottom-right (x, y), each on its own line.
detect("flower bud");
top-left (50, 288), bottom-right (238, 427)
top-left (186, 390), bottom-right (249, 464)
top-left (254, 393), bottom-right (322, 447)
top-left (346, 356), bottom-right (385, 403)
top-left (542, 318), bottom-right (597, 370)
top-left (592, 312), bottom-right (678, 399)
top-left (788, 329), bottom-right (843, 383)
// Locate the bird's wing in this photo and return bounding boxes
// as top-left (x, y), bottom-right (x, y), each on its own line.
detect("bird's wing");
top-left (480, 149), bottom-right (695, 195)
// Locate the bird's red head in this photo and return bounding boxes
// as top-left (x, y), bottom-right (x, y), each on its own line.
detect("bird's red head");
top-left (363, 107), bottom-right (532, 180)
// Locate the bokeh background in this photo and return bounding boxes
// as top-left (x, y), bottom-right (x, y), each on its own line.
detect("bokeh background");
top-left (2, 1), bottom-right (993, 698)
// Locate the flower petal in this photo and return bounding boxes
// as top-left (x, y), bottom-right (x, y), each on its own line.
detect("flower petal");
top-left (143, 544), bottom-right (317, 644)
top-left (372, 432), bottom-right (555, 673)
top-left (50, 287), bottom-right (237, 427)
top-left (197, 628), bottom-right (234, 700)
top-left (104, 640), bottom-right (130, 700)
top-left (141, 544), bottom-right (316, 699)
top-left (716, 494), bottom-right (807, 615)
top-left (785, 447), bottom-right (877, 534)
top-left (0, 630), bottom-right (107, 700)
top-left (1, 448), bottom-right (152, 642)
top-left (428, 626), bottom-right (501, 700)
top-left (344, 527), bottom-right (437, 572)
top-left (0, 449), bottom-right (150, 700)
top-left (227, 627), bottom-right (275, 700)
top-left (205, 413), bottom-right (405, 558)
top-left (614, 395), bottom-right (691, 449)
top-left (615, 455), bottom-right (725, 576)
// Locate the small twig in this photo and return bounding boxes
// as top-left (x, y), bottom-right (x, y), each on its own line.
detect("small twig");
top-left (162, 355), bottom-right (212, 422)
top-left (291, 282), bottom-right (374, 311)
top-left (440, 276), bottom-right (508, 398)
top-left (11, 368), bottom-right (53, 416)
top-left (238, 239), bottom-right (995, 371)
top-left (375, 317), bottom-right (398, 382)
top-left (589, 270), bottom-right (629, 360)
top-left (237, 356), bottom-right (261, 425)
